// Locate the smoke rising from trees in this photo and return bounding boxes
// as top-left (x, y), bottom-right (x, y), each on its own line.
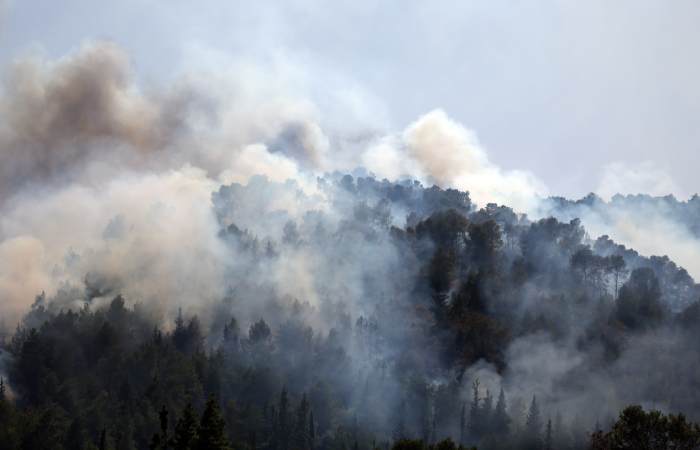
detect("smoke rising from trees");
top-left (1, 41), bottom-right (700, 449)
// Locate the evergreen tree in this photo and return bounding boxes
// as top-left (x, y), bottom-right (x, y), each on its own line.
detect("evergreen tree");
top-left (553, 412), bottom-right (565, 449)
top-left (468, 379), bottom-right (481, 440)
top-left (64, 417), bottom-right (88, 450)
top-left (524, 396), bottom-right (542, 450)
top-left (293, 394), bottom-right (310, 450)
top-left (99, 429), bottom-right (107, 450)
top-left (459, 402), bottom-right (466, 445)
top-left (149, 433), bottom-right (163, 450)
top-left (544, 418), bottom-right (552, 450)
top-left (173, 403), bottom-right (199, 450)
top-left (114, 418), bottom-right (137, 450)
top-left (481, 389), bottom-right (493, 435)
top-left (277, 388), bottom-right (290, 450)
top-left (309, 410), bottom-right (316, 450)
top-left (493, 388), bottom-right (510, 436)
top-left (159, 405), bottom-right (169, 446)
top-left (590, 405), bottom-right (700, 449)
top-left (196, 397), bottom-right (230, 450)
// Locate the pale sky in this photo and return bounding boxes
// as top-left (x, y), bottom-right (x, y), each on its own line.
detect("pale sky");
top-left (2, 0), bottom-right (699, 199)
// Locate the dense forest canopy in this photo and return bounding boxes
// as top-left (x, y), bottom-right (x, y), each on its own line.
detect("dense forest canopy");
top-left (2, 173), bottom-right (700, 449)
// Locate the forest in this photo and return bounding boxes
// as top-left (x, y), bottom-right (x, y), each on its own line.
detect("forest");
top-left (2, 174), bottom-right (700, 449)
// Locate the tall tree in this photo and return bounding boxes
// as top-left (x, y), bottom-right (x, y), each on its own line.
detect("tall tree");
top-left (293, 394), bottom-right (310, 450)
top-left (524, 396), bottom-right (542, 450)
top-left (481, 389), bottom-right (493, 435)
top-left (468, 379), bottom-right (481, 440)
top-left (196, 398), bottom-right (230, 450)
top-left (493, 388), bottom-right (510, 436)
top-left (459, 402), bottom-right (466, 445)
top-left (173, 403), bottom-right (199, 450)
top-left (309, 410), bottom-right (316, 450)
top-left (544, 418), bottom-right (552, 450)
top-left (277, 388), bottom-right (290, 450)
top-left (590, 405), bottom-right (700, 449)
top-left (159, 405), bottom-right (169, 447)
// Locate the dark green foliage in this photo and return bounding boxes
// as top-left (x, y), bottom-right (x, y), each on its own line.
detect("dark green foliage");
top-left (196, 397), bottom-right (230, 450)
top-left (173, 403), bottom-right (199, 450)
top-left (522, 396), bottom-right (542, 450)
top-left (616, 268), bottom-right (665, 330)
top-left (590, 405), bottom-right (700, 449)
top-left (249, 319), bottom-right (272, 344)
top-left (390, 439), bottom-right (475, 450)
top-left (492, 388), bottom-right (509, 437)
top-left (392, 439), bottom-right (426, 450)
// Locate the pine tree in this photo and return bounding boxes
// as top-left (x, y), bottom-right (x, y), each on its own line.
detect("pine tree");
top-left (524, 396), bottom-right (542, 450)
top-left (268, 404), bottom-right (278, 450)
top-left (468, 379), bottom-right (481, 440)
top-left (149, 434), bottom-right (163, 450)
top-left (294, 394), bottom-right (310, 450)
top-left (65, 417), bottom-right (88, 450)
top-left (459, 402), bottom-right (466, 445)
top-left (309, 410), bottom-right (316, 450)
top-left (196, 397), bottom-right (230, 450)
top-left (173, 403), bottom-right (199, 450)
top-left (553, 411), bottom-right (564, 449)
top-left (115, 417), bottom-right (137, 450)
top-left (481, 389), bottom-right (493, 435)
top-left (278, 388), bottom-right (290, 450)
top-left (99, 429), bottom-right (107, 450)
top-left (544, 418), bottom-right (553, 450)
top-left (0, 378), bottom-right (13, 428)
top-left (493, 387), bottom-right (510, 436)
top-left (159, 405), bottom-right (169, 446)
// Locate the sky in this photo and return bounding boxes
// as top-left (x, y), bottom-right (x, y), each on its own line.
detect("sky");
top-left (1, 0), bottom-right (699, 199)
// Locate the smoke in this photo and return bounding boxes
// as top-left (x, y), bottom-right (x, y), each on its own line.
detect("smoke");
top-left (0, 41), bottom-right (553, 323)
top-left (538, 192), bottom-right (700, 281)
top-left (0, 41), bottom-right (331, 201)
top-left (362, 110), bottom-right (548, 213)
top-left (0, 42), bottom-right (175, 196)
top-left (597, 161), bottom-right (686, 200)
top-left (0, 166), bottom-right (229, 324)
top-left (3, 40), bottom-right (700, 447)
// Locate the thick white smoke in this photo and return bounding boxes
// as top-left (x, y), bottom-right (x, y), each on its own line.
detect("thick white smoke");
top-left (597, 161), bottom-right (686, 200)
top-left (0, 41), bottom-right (553, 325)
top-left (0, 40), bottom-right (697, 329)
top-left (362, 110), bottom-right (548, 213)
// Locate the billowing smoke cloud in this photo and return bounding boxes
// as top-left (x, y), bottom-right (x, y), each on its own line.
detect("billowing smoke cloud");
top-left (0, 41), bottom-right (554, 324)
top-left (0, 42), bottom-right (177, 195)
top-left (0, 41), bottom-right (348, 326)
top-left (362, 110), bottom-right (548, 212)
top-left (0, 41), bottom-right (331, 201)
top-left (0, 167), bottom-right (226, 324)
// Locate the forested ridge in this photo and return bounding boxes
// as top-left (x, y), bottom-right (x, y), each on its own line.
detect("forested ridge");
top-left (2, 174), bottom-right (700, 449)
